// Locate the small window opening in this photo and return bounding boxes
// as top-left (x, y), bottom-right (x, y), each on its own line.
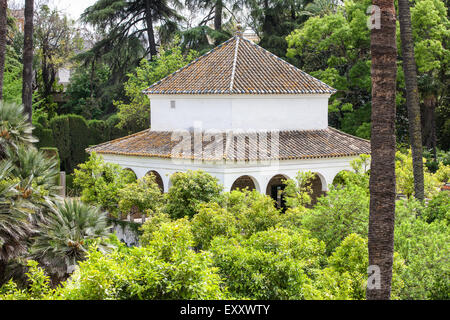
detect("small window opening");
top-left (170, 100), bottom-right (176, 109)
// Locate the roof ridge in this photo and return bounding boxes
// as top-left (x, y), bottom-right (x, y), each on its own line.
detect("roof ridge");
top-left (229, 36), bottom-right (240, 92)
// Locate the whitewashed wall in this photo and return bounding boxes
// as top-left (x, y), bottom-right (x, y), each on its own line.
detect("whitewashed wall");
top-left (149, 94), bottom-right (330, 131)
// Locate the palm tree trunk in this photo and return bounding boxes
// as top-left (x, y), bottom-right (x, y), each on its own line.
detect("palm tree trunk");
top-left (144, 0), bottom-right (157, 60)
top-left (398, 0), bottom-right (424, 201)
top-left (22, 0), bottom-right (34, 122)
top-left (367, 0), bottom-right (397, 300)
top-left (0, 0), bottom-right (7, 100)
top-left (214, 0), bottom-right (223, 31)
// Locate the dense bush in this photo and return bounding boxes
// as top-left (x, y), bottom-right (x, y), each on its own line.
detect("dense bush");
top-left (73, 153), bottom-right (136, 217)
top-left (394, 218), bottom-right (450, 300)
top-left (223, 190), bottom-right (283, 236)
top-left (164, 170), bottom-right (223, 219)
top-left (209, 235), bottom-right (317, 300)
top-left (33, 123), bottom-right (54, 149)
top-left (395, 150), bottom-right (440, 198)
top-left (311, 234), bottom-right (405, 300)
top-left (118, 174), bottom-right (164, 218)
top-left (421, 192), bottom-right (450, 224)
top-left (190, 190), bottom-right (283, 249)
top-left (296, 184), bottom-right (370, 254)
top-left (190, 203), bottom-right (239, 249)
top-left (1, 227), bottom-right (228, 300)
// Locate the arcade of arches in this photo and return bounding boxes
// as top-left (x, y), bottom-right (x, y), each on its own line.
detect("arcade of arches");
top-left (124, 168), bottom-right (349, 209)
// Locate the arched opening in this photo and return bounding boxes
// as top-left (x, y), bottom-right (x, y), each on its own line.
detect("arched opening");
top-left (146, 170), bottom-right (164, 193)
top-left (123, 168), bottom-right (137, 180)
top-left (231, 175), bottom-right (258, 192)
top-left (332, 170), bottom-right (351, 188)
top-left (265, 174), bottom-right (289, 211)
top-left (309, 173), bottom-right (325, 205)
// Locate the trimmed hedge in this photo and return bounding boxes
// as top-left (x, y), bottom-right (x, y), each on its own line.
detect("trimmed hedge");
top-left (49, 114), bottom-right (89, 173)
top-left (33, 114), bottom-right (129, 174)
top-left (33, 123), bottom-right (55, 149)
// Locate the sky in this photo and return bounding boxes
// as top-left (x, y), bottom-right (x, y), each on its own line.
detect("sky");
top-left (47, 0), bottom-right (98, 21)
top-left (10, 0), bottom-right (98, 21)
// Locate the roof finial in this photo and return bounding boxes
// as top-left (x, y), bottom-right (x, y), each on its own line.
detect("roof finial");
top-left (235, 22), bottom-right (243, 37)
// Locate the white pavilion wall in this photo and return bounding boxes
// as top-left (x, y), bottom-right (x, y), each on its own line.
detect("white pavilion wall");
top-left (149, 94), bottom-right (330, 131)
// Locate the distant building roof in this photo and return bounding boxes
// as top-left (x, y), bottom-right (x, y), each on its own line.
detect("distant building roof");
top-left (86, 127), bottom-right (370, 161)
top-left (143, 34), bottom-right (336, 95)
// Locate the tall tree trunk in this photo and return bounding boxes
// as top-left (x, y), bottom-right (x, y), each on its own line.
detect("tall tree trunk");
top-left (214, 0), bottom-right (223, 31)
top-left (0, 0), bottom-right (7, 100)
top-left (367, 0), bottom-right (397, 300)
top-left (144, 0), bottom-right (157, 60)
top-left (398, 0), bottom-right (425, 201)
top-left (22, 0), bottom-right (33, 122)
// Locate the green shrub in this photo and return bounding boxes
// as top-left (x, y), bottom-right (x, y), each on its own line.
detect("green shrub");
top-left (49, 114), bottom-right (90, 173)
top-left (209, 234), bottom-right (317, 300)
top-left (297, 184), bottom-right (370, 254)
top-left (73, 153), bottom-right (136, 217)
top-left (311, 234), bottom-right (405, 300)
top-left (165, 170), bottom-right (223, 219)
top-left (118, 174), bottom-right (164, 217)
top-left (0, 260), bottom-right (56, 300)
top-left (57, 244), bottom-right (227, 300)
top-left (33, 123), bottom-right (55, 149)
top-left (422, 192), bottom-right (450, 224)
top-left (139, 211), bottom-right (172, 245)
top-left (244, 227), bottom-right (326, 274)
top-left (395, 218), bottom-right (450, 299)
top-left (223, 189), bottom-right (282, 237)
top-left (191, 203), bottom-right (239, 249)
top-left (87, 119), bottom-right (109, 146)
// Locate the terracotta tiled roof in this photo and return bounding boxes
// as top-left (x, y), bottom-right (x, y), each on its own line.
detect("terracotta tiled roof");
top-left (143, 35), bottom-right (336, 95)
top-left (86, 127), bottom-right (370, 161)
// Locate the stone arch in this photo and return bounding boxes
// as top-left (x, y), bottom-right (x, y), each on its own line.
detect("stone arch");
top-left (265, 174), bottom-right (289, 210)
top-left (332, 170), bottom-right (352, 187)
top-left (123, 168), bottom-right (137, 180)
top-left (309, 172), bottom-right (326, 205)
top-left (145, 170), bottom-right (164, 192)
top-left (230, 175), bottom-right (260, 192)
